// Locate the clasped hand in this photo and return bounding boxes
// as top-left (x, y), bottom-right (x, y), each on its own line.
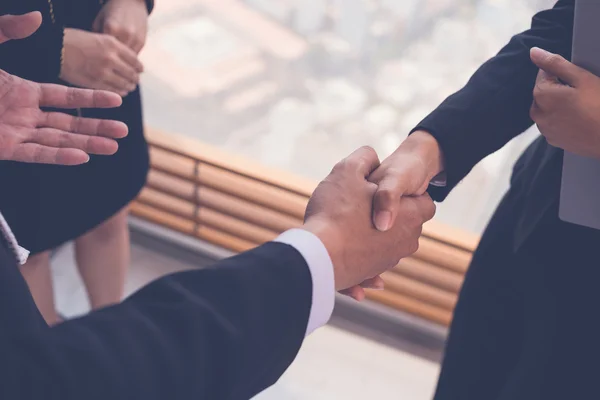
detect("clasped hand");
top-left (304, 146), bottom-right (438, 301)
top-left (60, 0), bottom-right (148, 96)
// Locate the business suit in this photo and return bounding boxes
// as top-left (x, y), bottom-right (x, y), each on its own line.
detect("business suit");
top-left (413, 1), bottom-right (600, 398)
top-left (0, 232), bottom-right (314, 400)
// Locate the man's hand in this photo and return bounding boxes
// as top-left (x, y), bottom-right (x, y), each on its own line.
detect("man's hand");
top-left (60, 28), bottom-right (143, 97)
top-left (0, 12), bottom-right (42, 44)
top-left (304, 147), bottom-right (436, 300)
top-left (93, 0), bottom-right (149, 54)
top-left (530, 47), bottom-right (600, 159)
top-left (0, 69), bottom-right (128, 165)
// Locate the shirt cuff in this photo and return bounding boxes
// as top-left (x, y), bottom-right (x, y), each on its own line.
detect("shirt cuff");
top-left (429, 171), bottom-right (447, 187)
top-left (275, 229), bottom-right (335, 336)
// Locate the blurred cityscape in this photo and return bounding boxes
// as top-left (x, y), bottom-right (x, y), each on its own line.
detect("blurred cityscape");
top-left (140, 0), bottom-right (556, 234)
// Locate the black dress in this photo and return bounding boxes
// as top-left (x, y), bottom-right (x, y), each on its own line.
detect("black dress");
top-left (0, 0), bottom-right (153, 255)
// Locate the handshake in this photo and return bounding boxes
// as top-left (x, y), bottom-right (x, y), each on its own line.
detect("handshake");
top-left (303, 131), bottom-right (444, 301)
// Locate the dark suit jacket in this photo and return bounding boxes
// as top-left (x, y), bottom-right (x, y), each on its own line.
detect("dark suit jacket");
top-left (0, 237), bottom-right (312, 399)
top-left (0, 0), bottom-right (153, 84)
top-left (413, 0), bottom-right (579, 248)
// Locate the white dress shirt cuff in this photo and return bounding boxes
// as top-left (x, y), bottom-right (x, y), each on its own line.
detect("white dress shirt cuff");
top-left (275, 229), bottom-right (335, 336)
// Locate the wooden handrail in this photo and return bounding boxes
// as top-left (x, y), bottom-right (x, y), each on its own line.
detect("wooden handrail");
top-left (132, 128), bottom-right (480, 326)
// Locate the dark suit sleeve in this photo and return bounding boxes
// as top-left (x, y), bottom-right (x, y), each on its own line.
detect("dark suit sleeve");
top-left (413, 0), bottom-right (574, 201)
top-left (0, 0), bottom-right (64, 83)
top-left (146, 0), bottom-right (154, 14)
top-left (1, 242), bottom-right (313, 400)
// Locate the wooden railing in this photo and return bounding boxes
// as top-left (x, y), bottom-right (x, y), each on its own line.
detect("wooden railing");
top-left (132, 128), bottom-right (480, 326)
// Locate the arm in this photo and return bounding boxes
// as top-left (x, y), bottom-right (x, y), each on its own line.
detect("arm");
top-left (368, 1), bottom-right (575, 230)
top-left (413, 0), bottom-right (575, 201)
top-left (3, 242), bottom-right (316, 400)
top-left (0, 147), bottom-right (435, 400)
top-left (0, 0), bottom-right (64, 83)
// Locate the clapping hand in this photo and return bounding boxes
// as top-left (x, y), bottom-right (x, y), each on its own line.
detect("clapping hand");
top-left (60, 28), bottom-right (143, 97)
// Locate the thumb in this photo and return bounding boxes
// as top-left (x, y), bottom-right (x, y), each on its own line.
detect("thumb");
top-left (530, 47), bottom-right (586, 87)
top-left (0, 12), bottom-right (42, 44)
top-left (372, 175), bottom-right (404, 232)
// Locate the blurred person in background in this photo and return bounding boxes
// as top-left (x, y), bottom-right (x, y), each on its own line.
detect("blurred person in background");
top-left (0, 0), bottom-right (153, 325)
top-left (366, 1), bottom-right (600, 398)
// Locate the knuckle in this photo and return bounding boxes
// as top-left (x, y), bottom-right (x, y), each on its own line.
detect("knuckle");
top-left (103, 53), bottom-right (117, 67)
top-left (104, 21), bottom-right (120, 34)
top-left (105, 35), bottom-right (119, 47)
top-left (344, 155), bottom-right (362, 172)
top-left (123, 29), bottom-right (135, 40)
top-left (547, 53), bottom-right (565, 68)
top-left (331, 159), bottom-right (347, 175)
top-left (359, 145), bottom-right (377, 159)
top-left (98, 67), bottom-right (109, 79)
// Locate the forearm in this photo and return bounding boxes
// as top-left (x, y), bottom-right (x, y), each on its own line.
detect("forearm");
top-left (409, 0), bottom-right (574, 200)
top-left (2, 243), bottom-right (312, 400)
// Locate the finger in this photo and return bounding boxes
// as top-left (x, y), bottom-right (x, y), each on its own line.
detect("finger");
top-left (39, 112), bottom-right (128, 139)
top-left (532, 70), bottom-right (573, 111)
top-left (530, 47), bottom-right (590, 87)
top-left (344, 146), bottom-right (381, 178)
top-left (413, 193), bottom-right (437, 222)
top-left (27, 128), bottom-right (119, 155)
top-left (103, 71), bottom-right (137, 96)
top-left (131, 37), bottom-right (146, 54)
top-left (11, 143), bottom-right (90, 166)
top-left (372, 174), bottom-right (405, 232)
top-left (39, 84), bottom-right (123, 109)
top-left (340, 286), bottom-right (366, 302)
top-left (117, 43), bottom-right (144, 73)
top-left (360, 276), bottom-right (385, 290)
top-left (112, 57), bottom-right (140, 86)
top-left (0, 12), bottom-right (42, 44)
top-left (535, 68), bottom-right (561, 86)
top-left (104, 21), bottom-right (135, 49)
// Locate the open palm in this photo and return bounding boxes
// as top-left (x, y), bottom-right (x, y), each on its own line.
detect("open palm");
top-left (0, 12), bottom-right (128, 165)
top-left (0, 69), bottom-right (128, 165)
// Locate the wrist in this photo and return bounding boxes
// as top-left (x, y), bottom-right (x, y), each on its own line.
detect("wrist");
top-left (399, 130), bottom-right (445, 181)
top-left (302, 218), bottom-right (345, 291)
top-left (109, 0), bottom-right (147, 6)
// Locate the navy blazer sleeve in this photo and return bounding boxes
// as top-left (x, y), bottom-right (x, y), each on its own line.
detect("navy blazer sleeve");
top-left (413, 0), bottom-right (575, 201)
top-left (1, 242), bottom-right (313, 400)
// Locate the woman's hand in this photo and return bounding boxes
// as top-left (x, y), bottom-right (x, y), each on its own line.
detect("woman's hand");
top-left (0, 69), bottom-right (128, 165)
top-left (93, 0), bottom-right (149, 54)
top-left (0, 12), bottom-right (42, 45)
top-left (59, 28), bottom-right (143, 96)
